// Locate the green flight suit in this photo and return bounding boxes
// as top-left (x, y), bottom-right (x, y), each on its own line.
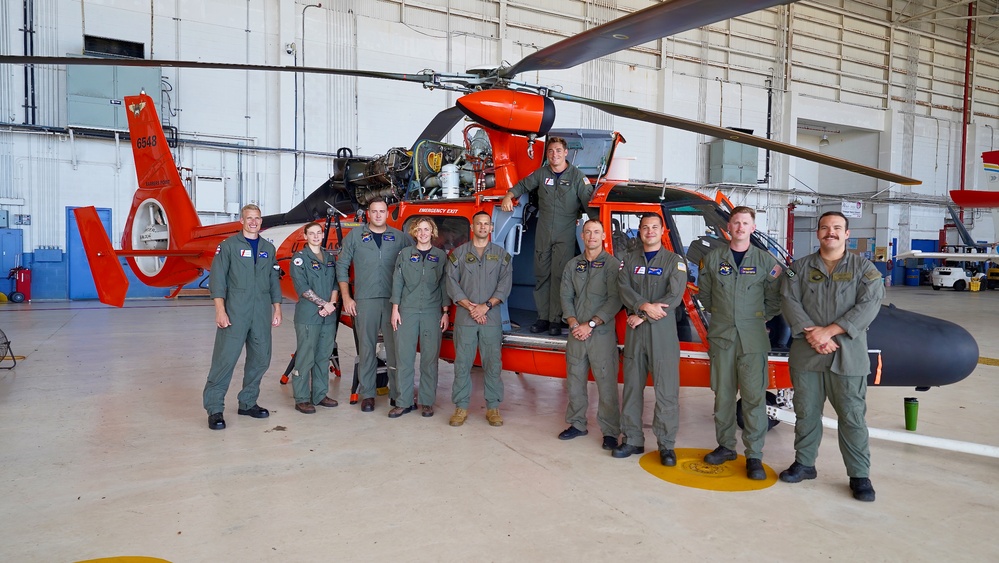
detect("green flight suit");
top-left (203, 233), bottom-right (282, 414)
top-left (560, 250), bottom-right (623, 436)
top-left (781, 252), bottom-right (885, 477)
top-left (335, 226), bottom-right (411, 400)
top-left (290, 247), bottom-right (338, 405)
top-left (698, 245), bottom-right (782, 459)
top-left (509, 163), bottom-right (595, 323)
top-left (446, 241), bottom-right (513, 409)
top-left (391, 245), bottom-right (450, 409)
top-left (617, 247), bottom-right (688, 449)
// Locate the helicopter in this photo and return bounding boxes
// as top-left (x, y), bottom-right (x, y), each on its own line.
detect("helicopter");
top-left (10, 0), bottom-right (978, 409)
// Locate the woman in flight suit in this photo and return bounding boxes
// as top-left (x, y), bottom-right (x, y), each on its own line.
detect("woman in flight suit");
top-left (389, 217), bottom-right (450, 418)
top-left (290, 222), bottom-right (340, 414)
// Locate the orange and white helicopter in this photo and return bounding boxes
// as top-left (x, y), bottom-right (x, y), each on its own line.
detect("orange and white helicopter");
top-left (5, 0), bottom-right (979, 413)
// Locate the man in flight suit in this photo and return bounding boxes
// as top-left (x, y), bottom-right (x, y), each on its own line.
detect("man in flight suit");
top-left (698, 206), bottom-right (782, 479)
top-left (204, 204), bottom-right (283, 430)
top-left (614, 213), bottom-right (688, 465)
top-left (446, 211), bottom-right (513, 427)
top-left (337, 197), bottom-right (412, 412)
top-left (558, 219), bottom-right (623, 451)
top-left (501, 136), bottom-right (595, 336)
top-left (779, 211), bottom-right (884, 502)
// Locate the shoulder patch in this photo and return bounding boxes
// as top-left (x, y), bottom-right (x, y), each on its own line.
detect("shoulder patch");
top-left (864, 270), bottom-right (882, 282)
top-left (785, 267), bottom-right (796, 278)
top-left (215, 245), bottom-right (221, 255)
top-left (448, 253), bottom-right (458, 264)
top-left (677, 262), bottom-right (687, 272)
top-left (503, 253), bottom-right (511, 264)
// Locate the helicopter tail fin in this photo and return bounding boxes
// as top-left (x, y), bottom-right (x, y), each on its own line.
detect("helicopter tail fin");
top-left (73, 206), bottom-right (129, 307)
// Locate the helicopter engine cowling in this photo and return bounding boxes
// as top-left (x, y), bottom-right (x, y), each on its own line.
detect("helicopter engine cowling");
top-left (456, 90), bottom-right (556, 137)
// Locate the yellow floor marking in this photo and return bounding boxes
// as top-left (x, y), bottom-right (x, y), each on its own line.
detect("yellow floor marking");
top-left (76, 558), bottom-right (171, 563)
top-left (638, 448), bottom-right (778, 492)
top-left (979, 357), bottom-right (999, 366)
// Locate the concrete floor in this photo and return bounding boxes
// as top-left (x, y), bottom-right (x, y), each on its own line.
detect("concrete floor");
top-left (1, 286), bottom-right (997, 562)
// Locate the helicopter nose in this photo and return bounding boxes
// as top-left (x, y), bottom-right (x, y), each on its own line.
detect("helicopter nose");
top-left (867, 304), bottom-right (979, 388)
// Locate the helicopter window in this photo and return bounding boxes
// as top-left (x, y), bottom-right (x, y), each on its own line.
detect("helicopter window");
top-left (610, 212), bottom-right (644, 257)
top-left (663, 203), bottom-right (731, 286)
top-left (402, 215), bottom-right (470, 253)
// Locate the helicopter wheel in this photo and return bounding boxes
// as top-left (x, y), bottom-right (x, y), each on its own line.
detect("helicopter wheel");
top-left (735, 391), bottom-right (780, 431)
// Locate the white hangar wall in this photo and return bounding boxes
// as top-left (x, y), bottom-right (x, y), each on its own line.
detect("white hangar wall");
top-left (1, 0), bottom-right (998, 298)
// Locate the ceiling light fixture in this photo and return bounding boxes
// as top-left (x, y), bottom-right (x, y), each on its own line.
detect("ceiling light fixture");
top-left (819, 134), bottom-right (830, 147)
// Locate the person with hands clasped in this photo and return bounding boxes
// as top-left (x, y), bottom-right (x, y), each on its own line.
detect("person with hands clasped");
top-left (614, 213), bottom-right (688, 465)
top-left (557, 219), bottom-right (624, 451)
top-left (289, 222), bottom-right (341, 414)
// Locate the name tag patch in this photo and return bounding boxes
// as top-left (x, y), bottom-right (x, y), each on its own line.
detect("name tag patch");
top-left (740, 266), bottom-right (757, 275)
top-left (592, 261), bottom-right (604, 268)
top-left (648, 267), bottom-right (663, 276)
top-left (383, 234), bottom-right (395, 242)
top-left (258, 251), bottom-right (269, 259)
top-left (427, 254), bottom-right (439, 262)
top-left (833, 272), bottom-right (854, 282)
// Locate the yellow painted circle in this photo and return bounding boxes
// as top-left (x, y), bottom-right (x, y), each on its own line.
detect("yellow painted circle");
top-left (638, 448), bottom-right (778, 491)
top-left (76, 558), bottom-right (171, 563)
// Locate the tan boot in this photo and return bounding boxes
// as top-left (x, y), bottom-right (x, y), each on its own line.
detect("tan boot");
top-left (449, 407), bottom-right (468, 427)
top-left (486, 408), bottom-right (504, 427)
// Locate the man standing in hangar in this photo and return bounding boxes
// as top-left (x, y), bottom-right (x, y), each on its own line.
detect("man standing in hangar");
top-left (501, 136), bottom-right (596, 336)
top-left (697, 206), bottom-right (782, 479)
top-left (446, 211), bottom-right (513, 427)
top-left (204, 204), bottom-right (283, 430)
top-left (779, 211), bottom-right (884, 502)
top-left (614, 213), bottom-right (687, 465)
top-left (337, 197), bottom-right (412, 413)
top-left (557, 219), bottom-right (623, 451)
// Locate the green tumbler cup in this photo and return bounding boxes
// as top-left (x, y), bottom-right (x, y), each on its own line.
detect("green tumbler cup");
top-left (904, 397), bottom-right (918, 431)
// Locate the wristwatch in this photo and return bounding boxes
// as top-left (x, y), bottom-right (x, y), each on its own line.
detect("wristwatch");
top-left (485, 301), bottom-right (493, 310)
top-left (588, 320), bottom-right (597, 328)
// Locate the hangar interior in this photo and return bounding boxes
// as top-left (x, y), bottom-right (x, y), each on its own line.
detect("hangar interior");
top-left (1, 1), bottom-right (998, 561)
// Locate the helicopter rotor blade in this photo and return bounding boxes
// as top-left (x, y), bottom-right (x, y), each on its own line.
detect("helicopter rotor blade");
top-left (501, 0), bottom-right (795, 79)
top-left (0, 55), bottom-right (438, 85)
top-left (549, 91), bottom-right (922, 186)
top-left (415, 106), bottom-right (467, 143)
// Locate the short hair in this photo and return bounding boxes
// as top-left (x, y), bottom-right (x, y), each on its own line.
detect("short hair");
top-left (546, 136), bottom-right (567, 151)
top-left (366, 196), bottom-right (388, 208)
top-left (241, 204), bottom-right (261, 217)
top-left (408, 216), bottom-right (439, 238)
top-left (303, 221), bottom-right (323, 234)
top-left (472, 210), bottom-right (491, 223)
top-left (582, 218), bottom-right (604, 230)
top-left (639, 212), bottom-right (663, 227)
top-left (729, 206), bottom-right (756, 221)
top-left (818, 211), bottom-right (849, 231)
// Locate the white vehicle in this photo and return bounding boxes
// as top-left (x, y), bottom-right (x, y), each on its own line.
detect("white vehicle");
top-left (931, 265), bottom-right (985, 291)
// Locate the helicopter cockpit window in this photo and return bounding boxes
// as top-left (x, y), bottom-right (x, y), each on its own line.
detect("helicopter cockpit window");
top-left (610, 212), bottom-right (644, 257)
top-left (402, 215), bottom-right (470, 253)
top-left (663, 203), bottom-right (730, 286)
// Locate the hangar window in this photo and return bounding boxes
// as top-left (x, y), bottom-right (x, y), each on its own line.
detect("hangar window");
top-left (83, 35), bottom-right (144, 59)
